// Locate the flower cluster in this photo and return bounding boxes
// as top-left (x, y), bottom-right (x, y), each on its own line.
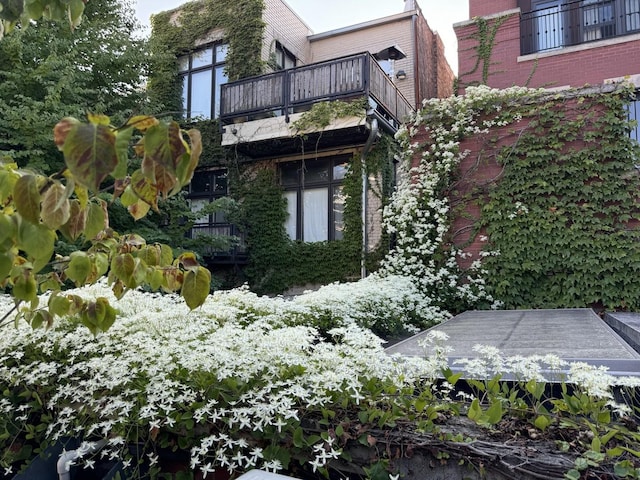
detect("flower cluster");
top-left (381, 85), bottom-right (544, 316)
top-left (0, 279), bottom-right (444, 476)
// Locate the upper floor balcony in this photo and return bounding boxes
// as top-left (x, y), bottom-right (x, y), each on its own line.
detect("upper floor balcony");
top-left (521, 0), bottom-right (640, 55)
top-left (219, 52), bottom-right (413, 157)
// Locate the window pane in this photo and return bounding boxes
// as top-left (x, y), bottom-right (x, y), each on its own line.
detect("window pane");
top-left (215, 65), bottom-right (228, 119)
top-left (534, 1), bottom-right (563, 51)
top-left (280, 162), bottom-right (300, 186)
top-left (178, 56), bottom-right (189, 72)
top-left (190, 199), bottom-right (210, 225)
top-left (333, 186), bottom-right (345, 241)
top-left (214, 172), bottom-right (228, 192)
top-left (304, 160), bottom-right (330, 183)
top-left (628, 97), bottom-right (639, 142)
top-left (216, 44), bottom-right (229, 63)
top-left (190, 69), bottom-right (212, 119)
top-left (192, 48), bottom-right (213, 69)
top-left (181, 75), bottom-right (188, 118)
top-left (333, 161), bottom-right (348, 180)
top-left (191, 173), bottom-right (212, 193)
top-left (303, 188), bottom-right (328, 242)
top-left (627, 0), bottom-right (640, 31)
top-left (284, 191), bottom-right (297, 240)
top-left (284, 53), bottom-right (296, 70)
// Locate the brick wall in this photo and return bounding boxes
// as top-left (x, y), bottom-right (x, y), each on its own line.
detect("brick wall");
top-left (456, 10), bottom-right (640, 91)
top-left (414, 12), bottom-right (455, 100)
top-left (262, 0), bottom-right (313, 69)
top-left (469, 0), bottom-right (517, 18)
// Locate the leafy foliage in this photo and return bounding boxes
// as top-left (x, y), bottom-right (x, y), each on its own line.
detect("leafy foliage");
top-left (0, 113), bottom-right (210, 331)
top-left (0, 0), bottom-right (149, 174)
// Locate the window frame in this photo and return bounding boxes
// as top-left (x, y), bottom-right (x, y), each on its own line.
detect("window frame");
top-left (274, 41), bottom-right (297, 71)
top-left (178, 42), bottom-right (229, 120)
top-left (280, 156), bottom-right (350, 243)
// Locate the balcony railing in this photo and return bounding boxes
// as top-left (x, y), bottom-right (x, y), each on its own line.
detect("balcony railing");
top-left (190, 223), bottom-right (247, 263)
top-left (220, 52), bottom-right (413, 128)
top-left (521, 0), bottom-right (640, 55)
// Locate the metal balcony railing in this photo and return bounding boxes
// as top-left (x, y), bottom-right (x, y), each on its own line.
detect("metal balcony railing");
top-left (521, 0), bottom-right (640, 55)
top-left (219, 52), bottom-right (413, 128)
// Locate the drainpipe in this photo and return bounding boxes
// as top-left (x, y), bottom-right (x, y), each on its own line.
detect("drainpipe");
top-left (57, 439), bottom-right (108, 480)
top-left (361, 110), bottom-right (379, 279)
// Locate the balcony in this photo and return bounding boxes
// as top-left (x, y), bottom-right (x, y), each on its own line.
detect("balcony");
top-left (219, 52), bottom-right (413, 156)
top-left (521, 0), bottom-right (640, 55)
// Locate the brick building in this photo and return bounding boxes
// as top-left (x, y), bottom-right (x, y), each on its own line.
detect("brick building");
top-left (455, 0), bottom-right (640, 90)
top-left (152, 0), bottom-right (454, 289)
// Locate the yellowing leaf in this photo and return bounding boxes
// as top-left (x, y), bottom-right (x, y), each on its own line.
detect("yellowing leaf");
top-left (62, 122), bottom-right (118, 192)
top-left (128, 199), bottom-right (151, 220)
top-left (113, 127), bottom-right (133, 179)
top-left (84, 200), bottom-right (106, 240)
top-left (87, 113), bottom-right (111, 126)
top-left (181, 266), bottom-right (211, 310)
top-left (130, 169), bottom-right (158, 211)
top-left (12, 269), bottom-right (37, 303)
top-left (142, 122), bottom-right (186, 197)
top-left (0, 168), bottom-right (19, 204)
top-left (41, 182), bottom-right (71, 230)
top-left (175, 128), bottom-right (202, 191)
top-left (14, 174), bottom-right (41, 224)
top-left (59, 200), bottom-right (87, 241)
top-left (126, 115), bottom-right (159, 132)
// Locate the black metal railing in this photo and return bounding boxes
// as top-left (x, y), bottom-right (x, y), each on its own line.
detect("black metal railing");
top-left (521, 0), bottom-right (640, 55)
top-left (190, 223), bottom-right (247, 263)
top-left (220, 52), bottom-right (413, 128)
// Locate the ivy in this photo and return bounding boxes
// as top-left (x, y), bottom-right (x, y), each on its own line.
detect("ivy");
top-left (147, 0), bottom-right (266, 114)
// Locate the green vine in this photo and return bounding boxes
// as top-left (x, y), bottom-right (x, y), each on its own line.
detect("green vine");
top-left (147, 0), bottom-right (266, 115)
top-left (456, 15), bottom-right (508, 92)
top-left (291, 98), bottom-right (368, 133)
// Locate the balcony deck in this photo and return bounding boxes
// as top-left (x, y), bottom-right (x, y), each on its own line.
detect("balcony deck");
top-left (220, 52), bottom-right (413, 135)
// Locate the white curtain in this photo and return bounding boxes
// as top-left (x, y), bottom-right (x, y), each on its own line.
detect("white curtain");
top-left (627, 0), bottom-right (640, 31)
top-left (284, 191), bottom-right (297, 240)
top-left (303, 188), bottom-right (328, 242)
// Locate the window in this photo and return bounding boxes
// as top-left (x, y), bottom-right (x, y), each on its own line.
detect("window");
top-left (521, 0), bottom-right (640, 54)
top-left (189, 169), bottom-right (231, 238)
top-left (178, 43), bottom-right (228, 119)
top-left (274, 42), bottom-right (296, 70)
top-left (280, 157), bottom-right (349, 242)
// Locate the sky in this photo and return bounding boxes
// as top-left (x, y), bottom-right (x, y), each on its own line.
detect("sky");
top-left (134, 0), bottom-right (469, 74)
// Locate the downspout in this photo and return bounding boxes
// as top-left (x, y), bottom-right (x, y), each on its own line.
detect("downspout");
top-left (361, 110), bottom-right (379, 279)
top-left (57, 439), bottom-right (108, 480)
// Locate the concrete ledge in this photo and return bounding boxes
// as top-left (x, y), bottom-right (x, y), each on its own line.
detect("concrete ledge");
top-left (604, 312), bottom-right (640, 354)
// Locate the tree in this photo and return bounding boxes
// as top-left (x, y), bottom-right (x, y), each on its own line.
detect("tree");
top-left (0, 0), bottom-right (149, 174)
top-left (0, 1), bottom-right (211, 332)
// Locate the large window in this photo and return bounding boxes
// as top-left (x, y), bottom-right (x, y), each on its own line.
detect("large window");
top-left (280, 157), bottom-right (349, 242)
top-left (189, 170), bottom-right (232, 240)
top-left (178, 43), bottom-right (228, 120)
top-left (521, 0), bottom-right (640, 54)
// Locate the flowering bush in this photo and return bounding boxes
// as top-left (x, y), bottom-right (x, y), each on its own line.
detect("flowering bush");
top-left (0, 279), bottom-right (445, 477)
top-left (1, 281), bottom-right (640, 478)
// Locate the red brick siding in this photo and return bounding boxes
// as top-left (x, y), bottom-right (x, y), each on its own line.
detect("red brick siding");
top-left (415, 13), bottom-right (455, 100)
top-left (470, 0), bottom-right (517, 18)
top-left (456, 11), bottom-right (640, 91)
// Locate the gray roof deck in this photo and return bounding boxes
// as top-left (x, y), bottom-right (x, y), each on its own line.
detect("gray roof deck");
top-left (386, 309), bottom-right (640, 377)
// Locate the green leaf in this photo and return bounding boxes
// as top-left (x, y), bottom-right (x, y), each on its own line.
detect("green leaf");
top-left (41, 182), bottom-right (70, 230)
top-left (111, 253), bottom-right (137, 288)
top-left (175, 128), bottom-right (202, 191)
top-left (130, 169), bottom-right (158, 211)
top-left (292, 427), bottom-right (304, 449)
top-left (48, 293), bottom-right (71, 318)
top-left (113, 127), bottom-right (133, 179)
top-left (84, 200), bottom-right (106, 240)
top-left (18, 221), bottom-right (55, 272)
top-left (14, 174), bottom-right (41, 224)
top-left (534, 415), bottom-right (551, 431)
top-left (65, 251), bottom-right (92, 285)
top-left (0, 0), bottom-right (24, 22)
top-left (468, 398), bottom-right (482, 422)
top-left (181, 266), bottom-right (210, 310)
top-left (0, 212), bottom-right (15, 245)
top-left (62, 122), bottom-right (118, 192)
top-left (0, 168), bottom-right (19, 204)
top-left (13, 269), bottom-right (37, 303)
top-left (0, 252), bottom-right (13, 281)
top-left (486, 399), bottom-right (503, 425)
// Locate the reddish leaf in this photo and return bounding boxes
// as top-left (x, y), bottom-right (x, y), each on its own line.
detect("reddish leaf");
top-left (41, 182), bottom-right (71, 230)
top-left (62, 122), bottom-right (118, 192)
top-left (60, 200), bottom-right (87, 241)
top-left (53, 117), bottom-right (80, 149)
top-left (142, 122), bottom-right (187, 197)
top-left (130, 169), bottom-right (158, 211)
top-left (14, 175), bottom-right (41, 225)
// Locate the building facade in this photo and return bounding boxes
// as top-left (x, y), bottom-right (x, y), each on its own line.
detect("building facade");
top-left (151, 0), bottom-right (454, 291)
top-left (456, 0), bottom-right (640, 90)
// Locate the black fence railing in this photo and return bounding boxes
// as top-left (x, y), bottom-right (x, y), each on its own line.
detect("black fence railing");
top-left (521, 0), bottom-right (640, 55)
top-left (190, 223), bottom-right (247, 264)
top-left (220, 52), bottom-right (413, 128)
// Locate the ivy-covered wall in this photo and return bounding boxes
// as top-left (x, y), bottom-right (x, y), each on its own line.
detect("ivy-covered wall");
top-left (402, 83), bottom-right (640, 311)
top-left (234, 134), bottom-right (397, 295)
top-left (147, 0), bottom-right (266, 115)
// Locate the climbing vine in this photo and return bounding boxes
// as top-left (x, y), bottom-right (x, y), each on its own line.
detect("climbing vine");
top-left (147, 0), bottom-right (266, 114)
top-left (384, 82), bottom-right (640, 313)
